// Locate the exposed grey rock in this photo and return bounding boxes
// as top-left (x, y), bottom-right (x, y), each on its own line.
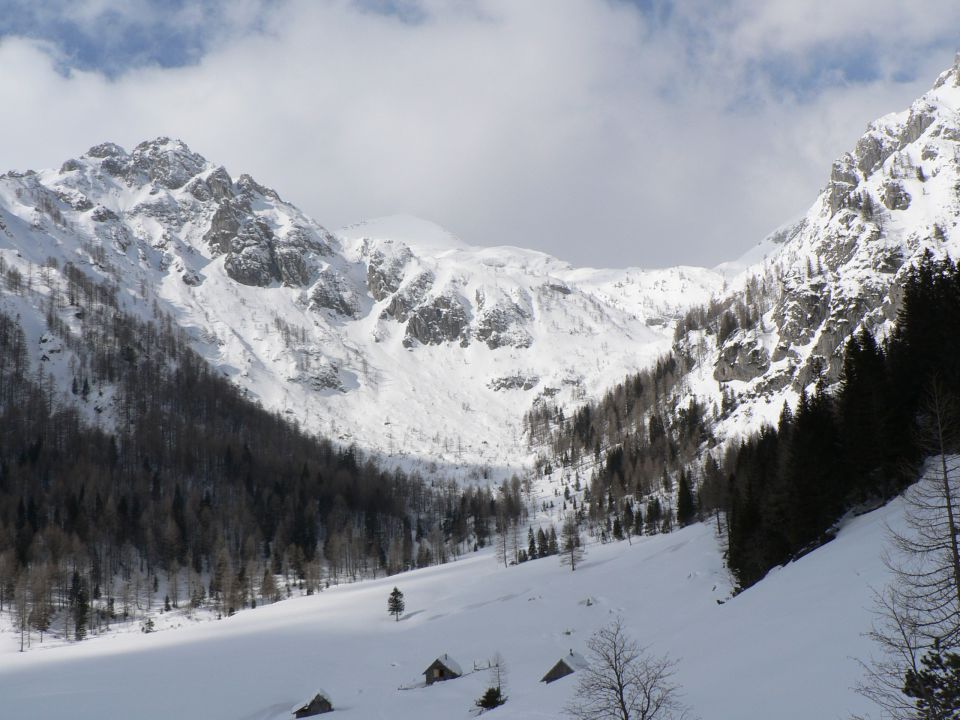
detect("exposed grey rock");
top-left (206, 167), bottom-right (235, 202)
top-left (85, 143), bottom-right (127, 159)
top-left (129, 137), bottom-right (207, 190)
top-left (236, 173), bottom-right (280, 201)
top-left (55, 190), bottom-right (93, 211)
top-left (131, 197), bottom-right (185, 228)
top-left (367, 245), bottom-right (413, 301)
top-left (274, 226), bottom-right (331, 287)
top-left (940, 126), bottom-right (960, 142)
top-left (476, 302), bottom-right (532, 349)
top-left (403, 294), bottom-right (469, 347)
top-left (773, 283), bottom-right (832, 348)
top-left (899, 107), bottom-right (935, 147)
top-left (100, 154), bottom-right (130, 177)
top-left (204, 198), bottom-right (250, 255)
top-left (855, 133), bottom-right (896, 177)
top-left (827, 154), bottom-right (860, 215)
top-left (382, 272), bottom-right (434, 322)
top-left (713, 340), bottom-right (770, 382)
top-left (310, 268), bottom-right (359, 317)
top-left (91, 206), bottom-right (119, 222)
top-left (882, 181), bottom-right (911, 211)
top-left (489, 374), bottom-right (540, 391)
top-left (60, 159), bottom-right (82, 174)
top-left (186, 177), bottom-right (213, 202)
top-left (223, 218), bottom-right (280, 287)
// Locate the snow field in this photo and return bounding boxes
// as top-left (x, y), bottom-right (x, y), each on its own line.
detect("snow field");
top-left (0, 497), bottom-right (904, 720)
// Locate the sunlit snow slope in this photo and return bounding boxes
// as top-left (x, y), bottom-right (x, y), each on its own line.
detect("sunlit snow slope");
top-left (0, 495), bottom-right (906, 720)
top-left (0, 149), bottom-right (721, 478)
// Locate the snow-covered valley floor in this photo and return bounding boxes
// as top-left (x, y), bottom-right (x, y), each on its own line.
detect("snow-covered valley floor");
top-left (0, 497), bottom-right (903, 720)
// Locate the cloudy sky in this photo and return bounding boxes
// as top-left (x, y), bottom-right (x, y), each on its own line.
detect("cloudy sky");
top-left (1, 1), bottom-right (958, 268)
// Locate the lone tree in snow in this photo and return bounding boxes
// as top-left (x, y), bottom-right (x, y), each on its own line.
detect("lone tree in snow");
top-left (560, 515), bottom-right (585, 572)
top-left (565, 618), bottom-right (692, 720)
top-left (477, 651), bottom-right (508, 710)
top-left (388, 586), bottom-right (405, 622)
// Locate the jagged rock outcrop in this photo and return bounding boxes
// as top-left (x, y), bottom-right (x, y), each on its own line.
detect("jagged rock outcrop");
top-left (382, 272), bottom-right (434, 322)
top-left (489, 374), bottom-right (540, 391)
top-left (310, 269), bottom-right (360, 317)
top-left (714, 339), bottom-right (770, 383)
top-left (222, 217), bottom-right (279, 287)
top-left (129, 137), bottom-right (207, 190)
top-left (475, 301), bottom-right (532, 349)
top-left (367, 243), bottom-right (413, 301)
top-left (403, 294), bottom-right (469, 347)
top-left (696, 56), bottom-right (960, 435)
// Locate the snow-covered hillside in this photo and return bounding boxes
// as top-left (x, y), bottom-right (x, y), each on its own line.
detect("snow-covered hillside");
top-left (0, 490), bottom-right (908, 720)
top-left (0, 151), bottom-right (721, 478)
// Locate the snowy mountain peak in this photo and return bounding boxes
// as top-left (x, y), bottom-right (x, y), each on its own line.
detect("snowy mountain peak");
top-left (675, 58), bottom-right (960, 446)
top-left (0, 141), bottom-right (723, 474)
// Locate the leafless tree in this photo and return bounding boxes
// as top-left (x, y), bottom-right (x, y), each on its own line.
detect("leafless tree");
top-left (560, 515), bottom-right (585, 572)
top-left (565, 618), bottom-right (693, 720)
top-left (855, 380), bottom-right (960, 718)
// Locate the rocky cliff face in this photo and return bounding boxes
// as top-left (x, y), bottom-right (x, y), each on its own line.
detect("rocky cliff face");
top-left (678, 56), bottom-right (960, 443)
top-left (0, 150), bottom-right (720, 474)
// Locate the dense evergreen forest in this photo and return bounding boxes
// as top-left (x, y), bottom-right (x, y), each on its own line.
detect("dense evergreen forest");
top-left (721, 253), bottom-right (960, 587)
top-left (0, 257), bottom-right (524, 643)
top-left (530, 252), bottom-right (960, 590)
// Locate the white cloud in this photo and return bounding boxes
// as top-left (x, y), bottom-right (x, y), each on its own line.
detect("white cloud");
top-left (0, 0), bottom-right (957, 268)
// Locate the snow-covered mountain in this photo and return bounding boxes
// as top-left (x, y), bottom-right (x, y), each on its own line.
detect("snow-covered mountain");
top-left (0, 143), bottom-right (721, 476)
top-left (668, 55), bottom-right (960, 444)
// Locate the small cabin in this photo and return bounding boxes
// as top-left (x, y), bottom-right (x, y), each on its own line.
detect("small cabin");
top-left (541, 650), bottom-right (589, 684)
top-left (423, 654), bottom-right (463, 685)
top-left (291, 690), bottom-right (333, 718)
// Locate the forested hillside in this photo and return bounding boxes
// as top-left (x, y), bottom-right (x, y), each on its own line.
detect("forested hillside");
top-left (528, 252), bottom-right (960, 590)
top-left (0, 258), bottom-right (524, 642)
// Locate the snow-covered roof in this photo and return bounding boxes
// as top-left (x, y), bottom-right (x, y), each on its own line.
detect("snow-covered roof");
top-left (563, 651), bottom-right (589, 670)
top-left (431, 654), bottom-right (462, 675)
top-left (290, 689), bottom-right (331, 714)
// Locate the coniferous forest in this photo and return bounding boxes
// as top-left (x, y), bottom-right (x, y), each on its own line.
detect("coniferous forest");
top-left (0, 259), bottom-right (522, 641)
top-left (528, 252), bottom-right (960, 591)
top-left (721, 252), bottom-right (960, 587)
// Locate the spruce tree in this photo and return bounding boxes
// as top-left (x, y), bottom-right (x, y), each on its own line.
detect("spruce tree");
top-left (676, 470), bottom-right (696, 527)
top-left (388, 586), bottom-right (405, 622)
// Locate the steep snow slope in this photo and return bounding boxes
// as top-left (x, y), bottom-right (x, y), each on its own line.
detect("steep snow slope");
top-left (0, 152), bottom-right (721, 478)
top-left (0, 490), bottom-right (908, 720)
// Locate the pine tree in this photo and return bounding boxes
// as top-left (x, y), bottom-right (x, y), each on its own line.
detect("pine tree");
top-left (388, 586), bottom-right (405, 622)
top-left (536, 527), bottom-right (548, 558)
top-left (676, 470), bottom-right (696, 527)
top-left (902, 642), bottom-right (960, 718)
top-left (528, 527), bottom-right (537, 560)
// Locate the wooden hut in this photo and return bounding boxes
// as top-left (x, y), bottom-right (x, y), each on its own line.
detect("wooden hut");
top-left (291, 690), bottom-right (333, 717)
top-left (541, 650), bottom-right (589, 684)
top-left (423, 654), bottom-right (463, 685)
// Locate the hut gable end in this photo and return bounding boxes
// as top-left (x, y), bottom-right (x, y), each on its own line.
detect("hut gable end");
top-left (541, 650), bottom-right (589, 684)
top-left (292, 690), bottom-right (333, 717)
top-left (423, 653), bottom-right (463, 685)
